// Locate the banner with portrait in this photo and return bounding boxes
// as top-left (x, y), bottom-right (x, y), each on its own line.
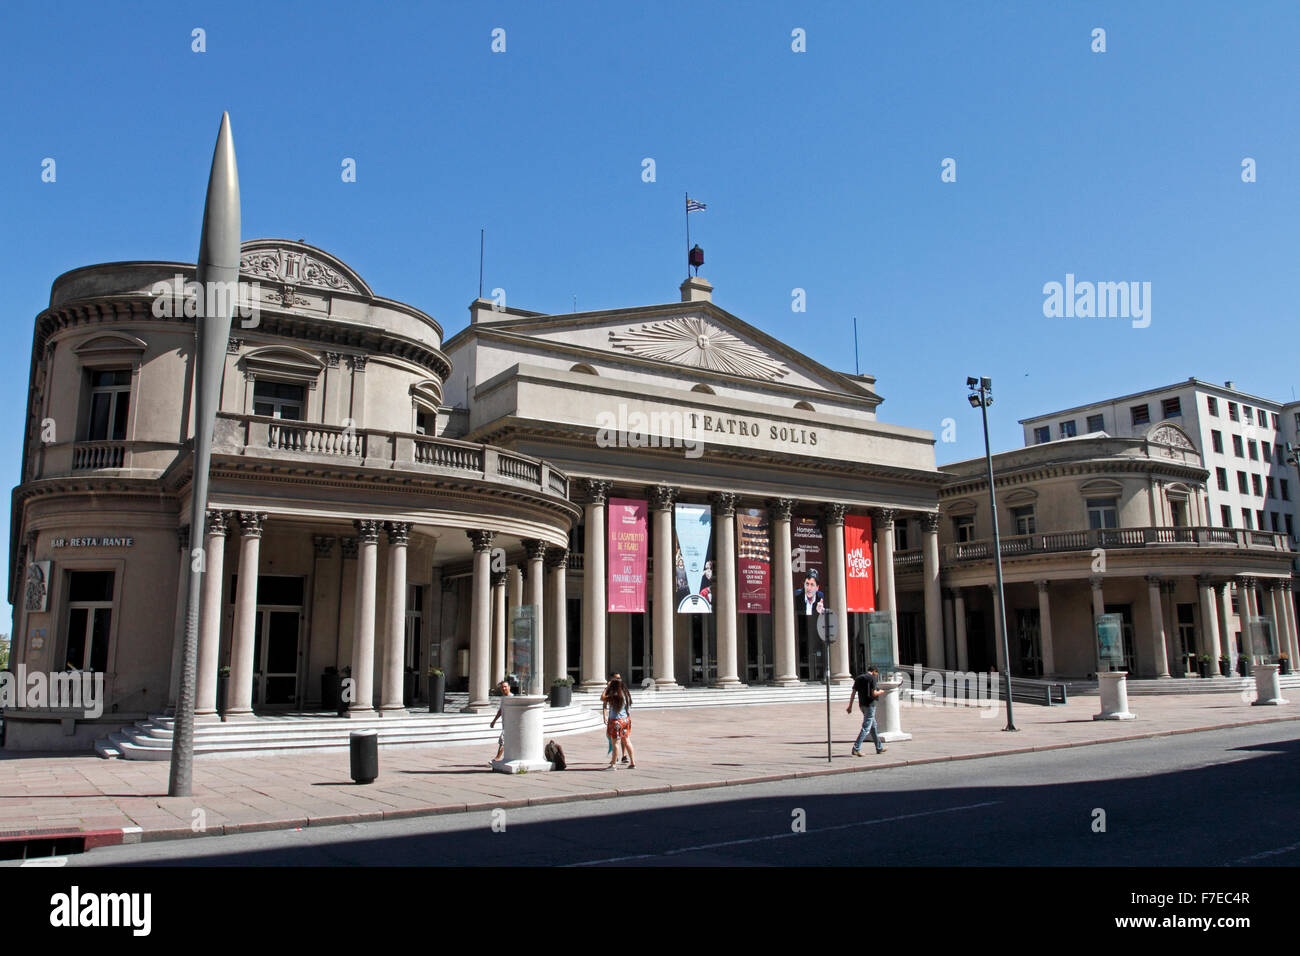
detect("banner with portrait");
top-left (791, 516), bottom-right (826, 617)
top-left (844, 513), bottom-right (876, 612)
top-left (673, 503), bottom-right (713, 613)
top-left (736, 508), bottom-right (771, 614)
top-left (607, 497), bottom-right (648, 613)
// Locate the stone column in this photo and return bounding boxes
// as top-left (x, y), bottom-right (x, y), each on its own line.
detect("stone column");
top-left (871, 508), bottom-right (899, 666)
top-left (769, 498), bottom-right (799, 686)
top-left (545, 547), bottom-right (568, 687)
top-left (649, 485), bottom-right (680, 688)
top-left (1197, 574), bottom-right (1222, 670)
top-left (579, 479), bottom-right (611, 692)
top-left (1218, 580), bottom-right (1236, 667)
top-left (1238, 576), bottom-right (1259, 659)
top-left (988, 583), bottom-right (1007, 674)
top-left (465, 530), bottom-right (496, 711)
top-left (954, 588), bottom-right (969, 671)
top-left (711, 492), bottom-right (743, 688)
top-left (824, 503), bottom-right (852, 682)
top-left (1090, 575), bottom-right (1106, 675)
top-left (491, 571), bottom-right (507, 683)
top-left (168, 525), bottom-right (191, 710)
top-left (920, 512), bottom-right (943, 669)
top-left (507, 566), bottom-right (522, 612)
top-left (523, 538), bottom-right (547, 693)
top-left (195, 511), bottom-right (228, 719)
top-left (1035, 580), bottom-right (1056, 676)
top-left (225, 511), bottom-right (267, 720)
top-left (942, 588), bottom-right (956, 671)
top-left (1162, 580), bottom-right (1179, 675)
top-left (1280, 580), bottom-right (1299, 661)
top-left (380, 522), bottom-right (410, 715)
top-left (1146, 575), bottom-right (1171, 678)
top-left (348, 519), bottom-right (381, 716)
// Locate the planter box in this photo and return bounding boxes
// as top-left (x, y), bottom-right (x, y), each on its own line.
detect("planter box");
top-left (321, 673), bottom-right (341, 711)
top-left (428, 673), bottom-right (445, 713)
top-left (1219, 660), bottom-right (1231, 677)
top-left (1281, 659), bottom-right (1292, 676)
top-left (550, 684), bottom-right (573, 708)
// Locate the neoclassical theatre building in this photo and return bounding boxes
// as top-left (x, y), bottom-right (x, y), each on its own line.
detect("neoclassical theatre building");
top-left (6, 243), bottom-right (947, 749)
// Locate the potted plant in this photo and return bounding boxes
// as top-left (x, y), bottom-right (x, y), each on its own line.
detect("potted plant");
top-left (1218, 655), bottom-right (1231, 677)
top-left (1237, 655), bottom-right (1251, 677)
top-left (427, 666), bottom-right (445, 714)
top-left (217, 665), bottom-right (230, 717)
top-left (1196, 654), bottom-right (1211, 679)
top-left (550, 676), bottom-right (574, 708)
top-left (1280, 653), bottom-right (1291, 676)
top-left (321, 665), bottom-right (341, 711)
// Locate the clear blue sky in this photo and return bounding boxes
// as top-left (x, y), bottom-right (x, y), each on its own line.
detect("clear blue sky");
top-left (2, 1), bottom-right (1298, 624)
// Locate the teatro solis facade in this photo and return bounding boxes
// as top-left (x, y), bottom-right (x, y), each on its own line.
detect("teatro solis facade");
top-left (6, 241), bottom-right (577, 749)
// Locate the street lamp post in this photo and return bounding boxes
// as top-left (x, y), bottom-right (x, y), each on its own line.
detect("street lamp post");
top-left (967, 376), bottom-right (1017, 732)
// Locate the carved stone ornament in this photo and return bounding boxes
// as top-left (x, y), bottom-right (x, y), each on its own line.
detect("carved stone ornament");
top-left (240, 247), bottom-right (359, 294)
top-left (609, 315), bottom-right (789, 380)
top-left (1147, 423), bottom-right (1195, 451)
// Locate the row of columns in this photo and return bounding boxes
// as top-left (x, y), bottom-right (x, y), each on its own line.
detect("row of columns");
top-left (565, 480), bottom-right (933, 689)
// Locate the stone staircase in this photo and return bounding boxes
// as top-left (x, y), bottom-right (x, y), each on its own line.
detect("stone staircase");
top-left (94, 695), bottom-right (602, 760)
top-left (572, 682), bottom-right (856, 711)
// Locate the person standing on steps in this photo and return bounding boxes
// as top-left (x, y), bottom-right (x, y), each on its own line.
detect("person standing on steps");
top-left (847, 665), bottom-right (886, 756)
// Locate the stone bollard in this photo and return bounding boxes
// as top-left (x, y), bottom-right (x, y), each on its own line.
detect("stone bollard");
top-left (491, 695), bottom-right (555, 773)
top-left (875, 676), bottom-right (912, 742)
top-left (1094, 671), bottom-right (1137, 720)
top-left (1251, 663), bottom-right (1289, 706)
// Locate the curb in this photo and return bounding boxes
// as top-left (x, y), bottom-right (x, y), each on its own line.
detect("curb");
top-left (35, 711), bottom-right (1300, 854)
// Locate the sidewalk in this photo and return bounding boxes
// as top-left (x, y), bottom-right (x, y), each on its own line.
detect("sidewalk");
top-left (0, 693), bottom-right (1294, 849)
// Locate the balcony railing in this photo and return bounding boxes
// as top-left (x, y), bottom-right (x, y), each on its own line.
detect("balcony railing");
top-left (931, 526), bottom-right (1290, 566)
top-left (268, 421), bottom-right (364, 458)
top-left (71, 441), bottom-right (126, 470)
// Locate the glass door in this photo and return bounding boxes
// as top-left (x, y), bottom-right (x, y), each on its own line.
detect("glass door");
top-left (253, 609), bottom-right (301, 707)
top-left (690, 615), bottom-right (715, 685)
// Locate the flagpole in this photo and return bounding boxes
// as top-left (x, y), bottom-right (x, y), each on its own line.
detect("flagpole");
top-left (685, 192), bottom-right (690, 280)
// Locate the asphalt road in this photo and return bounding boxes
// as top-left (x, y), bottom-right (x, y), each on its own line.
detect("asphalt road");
top-left (19, 722), bottom-right (1300, 867)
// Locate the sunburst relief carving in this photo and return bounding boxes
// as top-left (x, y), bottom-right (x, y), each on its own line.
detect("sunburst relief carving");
top-left (608, 316), bottom-right (789, 380)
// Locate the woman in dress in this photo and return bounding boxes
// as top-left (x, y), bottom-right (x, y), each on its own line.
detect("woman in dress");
top-left (601, 677), bottom-right (635, 769)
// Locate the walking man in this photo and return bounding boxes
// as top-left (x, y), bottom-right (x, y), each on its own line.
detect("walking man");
top-left (847, 665), bottom-right (886, 756)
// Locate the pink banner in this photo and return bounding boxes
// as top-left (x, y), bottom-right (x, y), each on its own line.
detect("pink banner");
top-left (607, 497), bottom-right (648, 613)
top-left (737, 509), bottom-right (771, 613)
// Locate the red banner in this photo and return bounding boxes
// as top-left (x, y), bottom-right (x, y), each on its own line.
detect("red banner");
top-left (607, 498), bottom-right (648, 612)
top-left (736, 509), bottom-right (771, 613)
top-left (844, 514), bottom-right (876, 612)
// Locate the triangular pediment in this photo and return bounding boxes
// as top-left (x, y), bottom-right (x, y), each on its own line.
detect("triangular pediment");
top-left (238, 239), bottom-right (372, 297)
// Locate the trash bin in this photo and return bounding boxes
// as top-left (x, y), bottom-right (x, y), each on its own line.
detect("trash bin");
top-left (350, 730), bottom-right (378, 784)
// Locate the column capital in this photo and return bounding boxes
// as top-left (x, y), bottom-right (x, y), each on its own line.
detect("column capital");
top-left (1035, 579), bottom-right (1050, 594)
top-left (545, 546), bottom-right (569, 570)
top-left (349, 354), bottom-right (368, 372)
top-left (354, 519), bottom-right (382, 543)
top-left (919, 511), bottom-right (941, 534)
top-left (647, 485), bottom-right (677, 511)
top-left (822, 502), bottom-right (848, 526)
top-left (340, 536), bottom-right (358, 559)
top-left (576, 478), bottom-right (612, 506)
top-left (1280, 579), bottom-right (1294, 593)
top-left (312, 535), bottom-right (336, 558)
top-left (491, 571), bottom-right (507, 588)
top-left (711, 491), bottom-right (738, 517)
top-left (236, 511), bottom-right (268, 537)
top-left (870, 507), bottom-right (897, 529)
top-left (1089, 575), bottom-right (1104, 591)
top-left (467, 529), bottom-right (497, 552)
top-left (522, 538), bottom-right (549, 562)
top-left (385, 521), bottom-right (411, 546)
top-left (1145, 575), bottom-right (1162, 587)
top-left (205, 509), bottom-right (230, 536)
top-left (324, 351), bottom-right (342, 368)
top-left (1195, 573), bottom-right (1215, 587)
top-left (767, 497), bottom-right (794, 521)
top-left (1237, 574), bottom-right (1257, 590)
top-left (1265, 578), bottom-right (1283, 592)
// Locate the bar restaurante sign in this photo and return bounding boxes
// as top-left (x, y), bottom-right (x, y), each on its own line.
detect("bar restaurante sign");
top-left (51, 536), bottom-right (135, 548)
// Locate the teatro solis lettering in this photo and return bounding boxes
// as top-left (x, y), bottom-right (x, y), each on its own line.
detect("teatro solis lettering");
top-left (686, 413), bottom-right (818, 447)
top-left (49, 886), bottom-right (151, 936)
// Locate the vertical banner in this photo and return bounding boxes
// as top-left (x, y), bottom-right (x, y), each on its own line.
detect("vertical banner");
top-left (674, 503), bottom-right (713, 613)
top-left (607, 497), bottom-right (648, 613)
top-left (736, 508), bottom-right (771, 613)
top-left (791, 516), bottom-right (826, 616)
top-left (844, 514), bottom-right (876, 612)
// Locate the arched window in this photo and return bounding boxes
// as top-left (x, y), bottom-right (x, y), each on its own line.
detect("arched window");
top-left (570, 363), bottom-right (599, 375)
top-left (692, 383), bottom-right (715, 395)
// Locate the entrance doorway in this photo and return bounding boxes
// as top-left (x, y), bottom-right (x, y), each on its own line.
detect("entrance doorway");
top-left (690, 615), bottom-right (715, 685)
top-left (744, 615), bottom-right (772, 683)
top-left (1014, 608), bottom-right (1043, 677)
top-left (628, 611), bottom-right (651, 685)
top-left (250, 575), bottom-right (304, 708)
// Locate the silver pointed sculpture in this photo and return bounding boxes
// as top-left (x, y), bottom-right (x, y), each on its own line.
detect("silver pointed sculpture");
top-left (169, 113), bottom-right (241, 797)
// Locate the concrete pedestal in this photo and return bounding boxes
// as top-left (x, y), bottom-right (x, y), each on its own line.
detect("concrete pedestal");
top-left (1094, 671), bottom-right (1137, 720)
top-left (491, 696), bottom-right (554, 773)
top-left (875, 678), bottom-right (912, 742)
top-left (1251, 664), bottom-right (1289, 706)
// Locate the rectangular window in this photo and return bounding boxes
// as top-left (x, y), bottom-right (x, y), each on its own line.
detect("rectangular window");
top-left (1262, 441), bottom-right (1272, 461)
top-left (1033, 426), bottom-right (1050, 444)
top-left (1216, 467), bottom-right (1229, 491)
top-left (253, 380), bottom-right (306, 420)
top-left (1241, 509), bottom-right (1252, 530)
top-left (1011, 505), bottom-right (1036, 535)
top-left (1130, 405), bottom-right (1150, 426)
top-left (1266, 477), bottom-right (1275, 498)
top-left (1161, 397), bottom-right (1181, 418)
top-left (1086, 414), bottom-right (1105, 432)
top-left (953, 515), bottom-right (975, 543)
top-left (1206, 396), bottom-right (1219, 416)
top-left (1243, 406), bottom-right (1253, 424)
top-left (1232, 434), bottom-right (1244, 457)
top-left (1251, 474), bottom-right (1262, 496)
top-left (1287, 514), bottom-right (1294, 536)
top-left (1228, 402), bottom-right (1239, 422)
top-left (894, 521), bottom-right (909, 551)
top-left (1238, 471), bottom-right (1249, 494)
top-left (1271, 512), bottom-right (1281, 532)
top-left (1086, 498), bottom-right (1119, 530)
top-left (1257, 509), bottom-right (1266, 529)
top-left (1220, 505), bottom-right (1233, 527)
top-left (1283, 479), bottom-right (1291, 501)
top-left (1211, 430), bottom-right (1224, 453)
top-left (1248, 440), bottom-right (1258, 461)
top-left (64, 570), bottom-right (114, 672)
top-left (1059, 420), bottom-right (1077, 438)
top-left (1273, 412), bottom-right (1281, 429)
top-left (86, 369), bottom-right (131, 441)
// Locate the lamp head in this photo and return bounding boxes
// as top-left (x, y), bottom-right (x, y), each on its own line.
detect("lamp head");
top-left (968, 392), bottom-right (982, 408)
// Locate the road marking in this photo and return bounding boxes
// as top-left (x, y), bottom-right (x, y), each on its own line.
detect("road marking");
top-left (1229, 839), bottom-right (1300, 864)
top-left (567, 800), bottom-right (1001, 866)
top-left (20, 856), bottom-right (67, 867)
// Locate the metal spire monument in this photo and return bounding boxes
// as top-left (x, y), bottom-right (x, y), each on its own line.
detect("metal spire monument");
top-left (168, 113), bottom-right (241, 797)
